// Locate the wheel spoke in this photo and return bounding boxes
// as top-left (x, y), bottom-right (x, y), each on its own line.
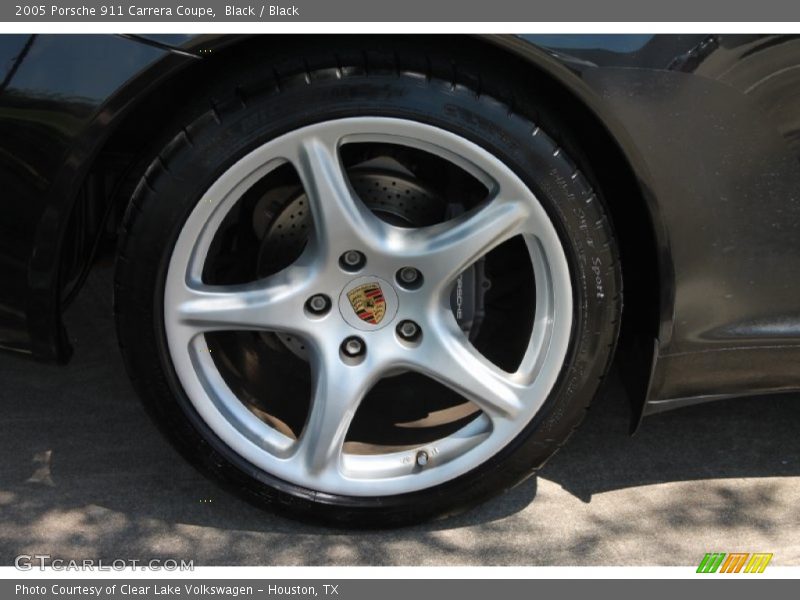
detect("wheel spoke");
top-left (407, 197), bottom-right (531, 286)
top-left (170, 268), bottom-right (313, 337)
top-left (292, 135), bottom-right (384, 258)
top-left (408, 318), bottom-right (525, 421)
top-left (292, 351), bottom-right (376, 476)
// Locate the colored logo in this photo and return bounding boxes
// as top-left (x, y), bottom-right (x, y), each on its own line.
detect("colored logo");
top-left (347, 283), bottom-right (387, 325)
top-left (696, 552), bottom-right (773, 573)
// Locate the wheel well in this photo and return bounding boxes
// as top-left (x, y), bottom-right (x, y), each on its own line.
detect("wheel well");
top-left (487, 48), bottom-right (661, 428)
top-left (66, 34), bottom-right (660, 423)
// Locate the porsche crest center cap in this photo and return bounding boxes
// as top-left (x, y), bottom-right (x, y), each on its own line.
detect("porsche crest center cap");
top-left (339, 276), bottom-right (399, 331)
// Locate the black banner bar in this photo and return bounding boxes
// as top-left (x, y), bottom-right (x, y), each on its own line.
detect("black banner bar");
top-left (2, 579), bottom-right (792, 600)
top-left (5, 0), bottom-right (800, 22)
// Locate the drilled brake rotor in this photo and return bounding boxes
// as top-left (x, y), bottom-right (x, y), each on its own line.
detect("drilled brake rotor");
top-left (254, 169), bottom-right (440, 359)
top-left (257, 168), bottom-right (444, 265)
top-left (254, 167), bottom-right (487, 359)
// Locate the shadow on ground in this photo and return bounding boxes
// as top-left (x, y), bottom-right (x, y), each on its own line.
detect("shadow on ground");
top-left (0, 267), bottom-right (798, 565)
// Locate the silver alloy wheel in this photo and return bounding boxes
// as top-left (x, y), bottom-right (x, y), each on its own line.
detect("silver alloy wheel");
top-left (163, 117), bottom-right (573, 497)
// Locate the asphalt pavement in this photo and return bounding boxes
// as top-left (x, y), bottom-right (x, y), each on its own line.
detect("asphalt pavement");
top-left (1, 266), bottom-right (798, 566)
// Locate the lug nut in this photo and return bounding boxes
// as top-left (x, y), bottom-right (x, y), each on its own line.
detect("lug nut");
top-left (397, 320), bottom-right (421, 341)
top-left (305, 294), bottom-right (331, 315)
top-left (340, 250), bottom-right (366, 271)
top-left (341, 336), bottom-right (366, 357)
top-left (396, 267), bottom-right (423, 289)
top-left (399, 267), bottom-right (419, 283)
top-left (416, 450), bottom-right (429, 467)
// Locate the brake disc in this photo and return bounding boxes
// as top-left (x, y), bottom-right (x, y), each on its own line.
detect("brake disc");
top-left (255, 168), bottom-right (490, 359)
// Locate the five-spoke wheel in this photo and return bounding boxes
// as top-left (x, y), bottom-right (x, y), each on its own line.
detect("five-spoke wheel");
top-left (164, 118), bottom-right (573, 496)
top-left (115, 45), bottom-right (620, 524)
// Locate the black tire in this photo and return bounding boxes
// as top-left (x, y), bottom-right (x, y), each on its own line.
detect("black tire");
top-left (114, 39), bottom-right (621, 527)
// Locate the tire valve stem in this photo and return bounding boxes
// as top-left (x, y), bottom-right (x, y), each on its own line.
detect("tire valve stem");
top-left (415, 450), bottom-right (429, 468)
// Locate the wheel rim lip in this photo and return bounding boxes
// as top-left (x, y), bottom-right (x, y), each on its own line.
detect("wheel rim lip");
top-left (163, 116), bottom-right (573, 497)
